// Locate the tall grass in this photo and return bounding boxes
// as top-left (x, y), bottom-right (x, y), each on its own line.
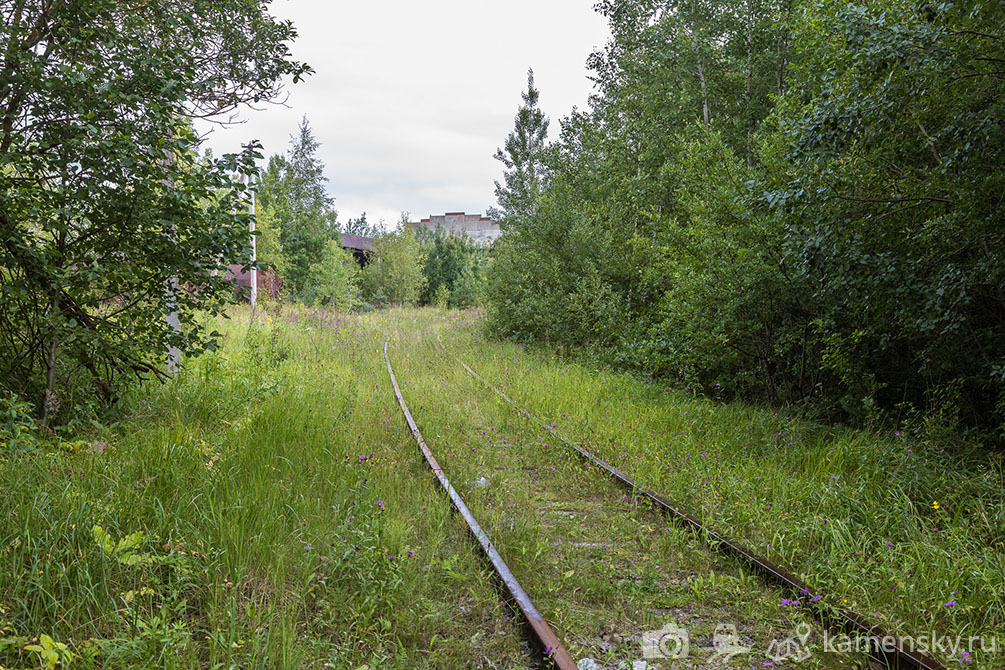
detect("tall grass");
top-left (0, 305), bottom-right (526, 669)
top-left (443, 310), bottom-right (1005, 667)
top-left (4, 305), bottom-right (1001, 668)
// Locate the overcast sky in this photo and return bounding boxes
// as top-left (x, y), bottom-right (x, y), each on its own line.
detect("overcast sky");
top-left (197, 1), bottom-right (611, 230)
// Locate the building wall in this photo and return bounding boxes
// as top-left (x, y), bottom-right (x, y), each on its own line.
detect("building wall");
top-left (409, 212), bottom-right (502, 244)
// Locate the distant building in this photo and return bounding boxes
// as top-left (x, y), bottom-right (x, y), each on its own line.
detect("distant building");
top-left (226, 264), bottom-right (281, 301)
top-left (408, 212), bottom-right (502, 244)
top-left (340, 233), bottom-right (374, 266)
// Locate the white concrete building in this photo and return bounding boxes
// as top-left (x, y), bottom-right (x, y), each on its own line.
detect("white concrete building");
top-left (409, 212), bottom-right (502, 244)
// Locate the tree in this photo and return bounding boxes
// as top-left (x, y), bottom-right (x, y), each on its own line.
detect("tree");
top-left (493, 68), bottom-right (550, 222)
top-left (763, 0), bottom-right (1005, 424)
top-left (342, 212), bottom-right (379, 238)
top-left (360, 219), bottom-right (427, 306)
top-left (253, 200), bottom-right (289, 297)
top-left (301, 238), bottom-right (360, 310)
top-left (449, 255), bottom-right (488, 309)
top-left (483, 0), bottom-right (1005, 433)
top-left (257, 116), bottom-right (338, 298)
top-left (0, 0), bottom-right (309, 425)
top-left (417, 227), bottom-right (468, 302)
top-left (416, 226), bottom-right (488, 308)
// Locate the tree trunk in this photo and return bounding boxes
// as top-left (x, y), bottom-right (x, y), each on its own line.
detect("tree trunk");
top-left (40, 298), bottom-right (59, 431)
top-left (692, 0), bottom-right (710, 131)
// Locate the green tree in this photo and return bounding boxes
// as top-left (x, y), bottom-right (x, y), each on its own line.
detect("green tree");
top-left (257, 116), bottom-right (338, 298)
top-left (764, 0), bottom-right (1005, 424)
top-left (361, 221), bottom-right (427, 306)
top-left (301, 238), bottom-right (360, 310)
top-left (493, 68), bottom-right (550, 222)
top-left (0, 0), bottom-right (308, 425)
top-left (484, 0), bottom-right (1005, 433)
top-left (342, 212), bottom-right (378, 238)
top-left (417, 226), bottom-right (478, 303)
top-left (450, 255), bottom-right (488, 309)
top-left (254, 201), bottom-right (289, 297)
top-left (487, 0), bottom-right (791, 354)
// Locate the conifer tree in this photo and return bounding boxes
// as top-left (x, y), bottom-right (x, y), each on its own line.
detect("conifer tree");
top-left (493, 69), bottom-right (550, 223)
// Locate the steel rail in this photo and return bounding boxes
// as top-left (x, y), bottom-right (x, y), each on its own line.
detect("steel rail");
top-left (382, 339), bottom-right (577, 670)
top-left (438, 333), bottom-right (947, 670)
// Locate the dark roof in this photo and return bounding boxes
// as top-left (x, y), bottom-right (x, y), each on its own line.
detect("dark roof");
top-left (341, 233), bottom-right (374, 252)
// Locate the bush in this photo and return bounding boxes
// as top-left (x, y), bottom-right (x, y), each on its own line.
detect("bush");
top-left (360, 226), bottom-right (427, 306)
top-left (301, 238), bottom-right (360, 310)
top-left (0, 393), bottom-right (38, 455)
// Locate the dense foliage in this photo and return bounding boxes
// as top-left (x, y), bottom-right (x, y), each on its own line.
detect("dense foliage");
top-left (360, 222), bottom-right (427, 307)
top-left (416, 227), bottom-right (489, 309)
top-left (0, 0), bottom-right (308, 428)
top-left (256, 117), bottom-right (341, 300)
top-left (487, 0), bottom-right (1004, 435)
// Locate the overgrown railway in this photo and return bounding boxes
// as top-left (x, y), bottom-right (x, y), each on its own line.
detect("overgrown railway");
top-left (381, 327), bottom-right (952, 669)
top-left (435, 333), bottom-right (947, 670)
top-left (383, 339), bottom-right (578, 669)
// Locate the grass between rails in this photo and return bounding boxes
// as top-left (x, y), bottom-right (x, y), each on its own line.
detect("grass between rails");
top-left (2, 305), bottom-right (1001, 669)
top-left (383, 308), bottom-right (855, 669)
top-left (0, 305), bottom-right (528, 669)
top-left (441, 310), bottom-right (1005, 667)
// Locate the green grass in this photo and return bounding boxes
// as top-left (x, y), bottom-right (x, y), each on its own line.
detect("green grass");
top-left (0, 305), bottom-right (526, 669)
top-left (381, 309), bottom-right (855, 669)
top-left (441, 308), bottom-right (1005, 668)
top-left (2, 305), bottom-right (1001, 669)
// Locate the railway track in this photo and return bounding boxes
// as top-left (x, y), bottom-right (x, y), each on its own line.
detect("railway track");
top-left (382, 339), bottom-right (578, 670)
top-left (436, 332), bottom-right (947, 670)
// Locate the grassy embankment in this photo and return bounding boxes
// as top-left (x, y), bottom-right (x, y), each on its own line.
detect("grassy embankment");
top-left (442, 310), bottom-right (1005, 667)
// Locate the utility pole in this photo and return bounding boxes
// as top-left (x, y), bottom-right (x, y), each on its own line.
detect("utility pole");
top-left (249, 172), bottom-right (257, 306)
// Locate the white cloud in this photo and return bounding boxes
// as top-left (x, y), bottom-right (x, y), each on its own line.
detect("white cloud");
top-left (197, 0), bottom-right (610, 230)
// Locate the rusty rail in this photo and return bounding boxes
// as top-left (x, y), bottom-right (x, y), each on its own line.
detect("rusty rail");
top-left (438, 333), bottom-right (947, 670)
top-left (382, 339), bottom-right (577, 670)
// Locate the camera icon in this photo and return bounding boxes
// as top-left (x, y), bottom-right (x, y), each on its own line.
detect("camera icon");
top-left (641, 622), bottom-right (690, 660)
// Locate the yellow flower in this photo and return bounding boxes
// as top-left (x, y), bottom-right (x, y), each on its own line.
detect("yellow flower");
top-left (931, 501), bottom-right (940, 510)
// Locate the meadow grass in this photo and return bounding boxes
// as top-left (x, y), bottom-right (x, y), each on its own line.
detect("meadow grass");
top-left (0, 305), bottom-right (527, 669)
top-left (441, 309), bottom-right (1005, 667)
top-left (3, 305), bottom-right (1001, 669)
top-left (381, 308), bottom-right (855, 668)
